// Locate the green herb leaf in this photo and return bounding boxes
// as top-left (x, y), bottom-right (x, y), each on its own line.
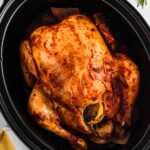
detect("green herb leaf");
top-left (138, 0), bottom-right (147, 7)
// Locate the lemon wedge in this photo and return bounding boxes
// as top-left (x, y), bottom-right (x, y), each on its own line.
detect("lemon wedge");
top-left (0, 130), bottom-right (16, 150)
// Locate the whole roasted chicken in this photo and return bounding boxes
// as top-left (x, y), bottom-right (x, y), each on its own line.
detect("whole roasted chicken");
top-left (20, 12), bottom-right (139, 150)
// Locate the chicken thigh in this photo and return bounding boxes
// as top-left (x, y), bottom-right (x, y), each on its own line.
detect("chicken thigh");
top-left (20, 14), bottom-right (139, 150)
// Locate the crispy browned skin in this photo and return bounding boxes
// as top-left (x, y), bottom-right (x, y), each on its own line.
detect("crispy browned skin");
top-left (28, 82), bottom-right (87, 150)
top-left (93, 13), bottom-right (117, 51)
top-left (20, 40), bottom-right (37, 87)
top-left (20, 15), bottom-right (140, 149)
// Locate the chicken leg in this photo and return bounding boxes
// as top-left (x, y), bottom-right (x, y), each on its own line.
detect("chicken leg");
top-left (28, 82), bottom-right (87, 150)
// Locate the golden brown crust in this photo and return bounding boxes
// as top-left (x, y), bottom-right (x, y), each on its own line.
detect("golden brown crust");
top-left (30, 15), bottom-right (113, 108)
top-left (20, 14), bottom-right (140, 149)
top-left (20, 40), bottom-right (37, 87)
top-left (28, 82), bottom-right (87, 150)
top-left (114, 53), bottom-right (140, 126)
top-left (93, 13), bottom-right (117, 51)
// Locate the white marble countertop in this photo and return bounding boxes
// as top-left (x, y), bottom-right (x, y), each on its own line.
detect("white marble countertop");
top-left (0, 0), bottom-right (150, 150)
top-left (129, 0), bottom-right (150, 25)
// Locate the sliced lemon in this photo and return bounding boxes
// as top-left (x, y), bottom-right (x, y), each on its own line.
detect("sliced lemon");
top-left (0, 130), bottom-right (16, 150)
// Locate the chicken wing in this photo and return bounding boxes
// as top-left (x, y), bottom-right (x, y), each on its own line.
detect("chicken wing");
top-left (115, 53), bottom-right (140, 126)
top-left (20, 40), bottom-right (37, 87)
top-left (93, 13), bottom-right (117, 51)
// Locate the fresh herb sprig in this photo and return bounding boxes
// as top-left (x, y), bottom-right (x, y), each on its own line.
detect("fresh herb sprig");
top-left (138, 0), bottom-right (147, 7)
